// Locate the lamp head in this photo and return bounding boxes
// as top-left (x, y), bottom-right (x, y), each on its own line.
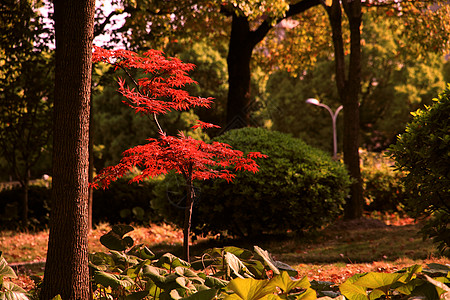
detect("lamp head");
top-left (306, 98), bottom-right (320, 105)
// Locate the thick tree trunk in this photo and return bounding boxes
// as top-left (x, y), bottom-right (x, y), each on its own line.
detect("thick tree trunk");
top-left (225, 15), bottom-right (254, 130)
top-left (88, 93), bottom-right (94, 231)
top-left (40, 0), bottom-right (95, 299)
top-left (325, 0), bottom-right (364, 220)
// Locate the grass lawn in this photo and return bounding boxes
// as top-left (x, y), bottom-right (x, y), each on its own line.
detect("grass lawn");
top-left (2, 217), bottom-right (449, 290)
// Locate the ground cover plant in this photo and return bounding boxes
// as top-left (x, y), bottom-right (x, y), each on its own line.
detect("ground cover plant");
top-left (1, 223), bottom-right (450, 299)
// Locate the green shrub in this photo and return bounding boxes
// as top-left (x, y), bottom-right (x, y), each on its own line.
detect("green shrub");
top-left (152, 128), bottom-right (351, 238)
top-left (388, 84), bottom-right (450, 256)
top-left (360, 150), bottom-right (406, 213)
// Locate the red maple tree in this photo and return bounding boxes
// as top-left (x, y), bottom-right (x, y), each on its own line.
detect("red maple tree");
top-left (91, 46), bottom-right (266, 261)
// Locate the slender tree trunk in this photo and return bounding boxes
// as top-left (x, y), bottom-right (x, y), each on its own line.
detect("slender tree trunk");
top-left (343, 0), bottom-right (363, 219)
top-left (182, 167), bottom-right (194, 263)
top-left (40, 0), bottom-right (95, 299)
top-left (22, 177), bottom-right (29, 228)
top-left (325, 0), bottom-right (364, 220)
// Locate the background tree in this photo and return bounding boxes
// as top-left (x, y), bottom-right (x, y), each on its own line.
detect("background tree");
top-left (0, 0), bottom-right (54, 227)
top-left (40, 0), bottom-right (95, 298)
top-left (264, 11), bottom-right (448, 153)
top-left (323, 0), bottom-right (364, 219)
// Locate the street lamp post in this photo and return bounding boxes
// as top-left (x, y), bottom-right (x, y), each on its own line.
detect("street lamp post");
top-left (306, 98), bottom-right (343, 160)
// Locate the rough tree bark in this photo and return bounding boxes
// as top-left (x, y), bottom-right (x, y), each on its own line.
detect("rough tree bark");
top-left (325, 0), bottom-right (364, 219)
top-left (40, 0), bottom-right (95, 299)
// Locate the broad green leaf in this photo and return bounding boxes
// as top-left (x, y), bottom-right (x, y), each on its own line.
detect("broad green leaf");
top-left (424, 263), bottom-right (450, 275)
top-left (316, 296), bottom-right (345, 300)
top-left (354, 272), bottom-right (404, 295)
top-left (0, 256), bottom-right (17, 279)
top-left (227, 277), bottom-right (278, 300)
top-left (0, 282), bottom-right (29, 300)
top-left (93, 270), bottom-right (134, 289)
top-left (368, 289), bottom-right (384, 300)
top-left (396, 264), bottom-right (422, 282)
top-left (199, 274), bottom-right (229, 288)
top-left (89, 252), bottom-right (115, 268)
top-left (176, 276), bottom-right (191, 289)
top-left (225, 252), bottom-right (252, 279)
top-left (295, 288), bottom-right (316, 300)
top-left (244, 260), bottom-right (267, 279)
top-left (394, 278), bottom-right (425, 295)
top-left (269, 272), bottom-right (310, 293)
top-left (169, 289), bottom-right (183, 300)
top-left (175, 267), bottom-right (205, 284)
top-left (109, 250), bottom-right (139, 266)
top-left (273, 261), bottom-right (298, 277)
top-left (142, 265), bottom-right (168, 277)
top-left (156, 253), bottom-right (190, 270)
top-left (125, 290), bottom-right (150, 300)
top-left (50, 296), bottom-right (62, 300)
top-left (128, 244), bottom-right (155, 260)
top-left (148, 282), bottom-right (162, 299)
top-left (100, 225), bottom-right (135, 251)
top-left (339, 280), bottom-right (368, 300)
top-left (191, 258), bottom-right (215, 271)
top-left (181, 288), bottom-right (217, 300)
top-left (253, 246), bottom-right (280, 275)
top-left (425, 275), bottom-right (450, 295)
top-left (223, 247), bottom-right (253, 260)
top-left (146, 272), bottom-right (190, 291)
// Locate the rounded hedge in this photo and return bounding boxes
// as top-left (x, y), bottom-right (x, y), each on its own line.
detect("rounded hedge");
top-left (152, 127), bottom-right (351, 237)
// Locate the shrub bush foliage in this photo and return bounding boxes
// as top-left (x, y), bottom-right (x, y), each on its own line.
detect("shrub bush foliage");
top-left (152, 128), bottom-right (351, 237)
top-left (388, 84), bottom-right (450, 256)
top-left (359, 150), bottom-right (406, 213)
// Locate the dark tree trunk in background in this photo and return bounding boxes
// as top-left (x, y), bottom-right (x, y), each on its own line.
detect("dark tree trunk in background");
top-left (225, 15), bottom-right (254, 129)
top-left (325, 0), bottom-right (364, 220)
top-left (40, 0), bottom-right (95, 299)
top-left (223, 0), bottom-right (320, 130)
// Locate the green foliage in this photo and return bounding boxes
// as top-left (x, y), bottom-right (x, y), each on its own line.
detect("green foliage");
top-left (263, 12), bottom-right (447, 152)
top-left (173, 39), bottom-right (228, 131)
top-left (0, 253), bottom-right (29, 300)
top-left (388, 85), bottom-right (450, 256)
top-left (0, 0), bottom-right (54, 182)
top-left (359, 150), bottom-right (406, 213)
top-left (152, 128), bottom-right (351, 238)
